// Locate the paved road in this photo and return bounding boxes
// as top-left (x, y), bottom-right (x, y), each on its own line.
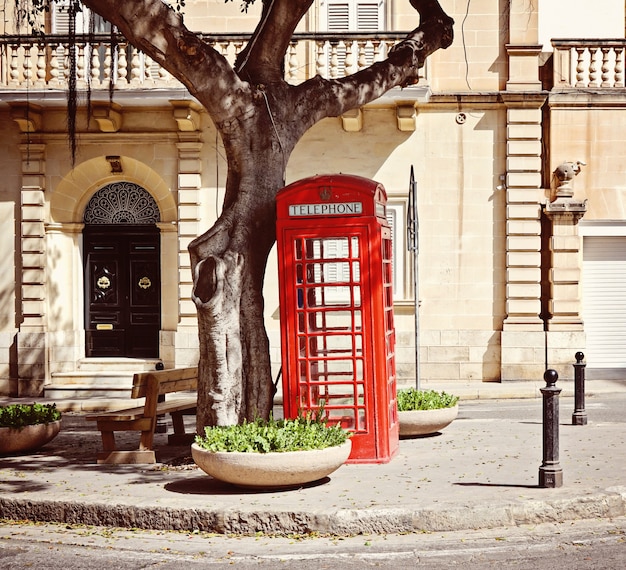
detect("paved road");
top-left (1, 517), bottom-right (624, 569)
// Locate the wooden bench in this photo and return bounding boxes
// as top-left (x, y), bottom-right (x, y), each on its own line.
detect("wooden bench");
top-left (86, 367), bottom-right (198, 464)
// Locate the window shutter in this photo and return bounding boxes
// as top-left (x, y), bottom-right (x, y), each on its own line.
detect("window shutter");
top-left (357, 2), bottom-right (380, 31)
top-left (52, 0), bottom-right (72, 34)
top-left (328, 3), bottom-right (350, 31)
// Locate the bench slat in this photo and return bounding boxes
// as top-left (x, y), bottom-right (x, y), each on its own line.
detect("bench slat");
top-left (87, 367), bottom-right (198, 464)
top-left (131, 367), bottom-right (198, 398)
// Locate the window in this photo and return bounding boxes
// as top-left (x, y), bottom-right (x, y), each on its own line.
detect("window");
top-left (321, 0), bottom-right (386, 76)
top-left (51, 1), bottom-right (110, 34)
top-left (324, 0), bottom-right (384, 31)
top-left (386, 202), bottom-right (407, 301)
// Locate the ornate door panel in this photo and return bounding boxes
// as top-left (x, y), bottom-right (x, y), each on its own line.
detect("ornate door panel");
top-left (85, 226), bottom-right (161, 358)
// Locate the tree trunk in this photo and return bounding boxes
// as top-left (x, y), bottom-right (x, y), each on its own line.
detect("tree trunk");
top-left (191, 110), bottom-right (289, 430)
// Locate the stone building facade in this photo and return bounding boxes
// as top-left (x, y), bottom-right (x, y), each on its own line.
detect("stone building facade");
top-left (0, 0), bottom-right (625, 397)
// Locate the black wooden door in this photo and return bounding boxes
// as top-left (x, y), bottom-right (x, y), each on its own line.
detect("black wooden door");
top-left (84, 225), bottom-right (161, 358)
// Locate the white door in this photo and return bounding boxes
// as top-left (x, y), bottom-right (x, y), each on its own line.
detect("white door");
top-left (582, 236), bottom-right (626, 369)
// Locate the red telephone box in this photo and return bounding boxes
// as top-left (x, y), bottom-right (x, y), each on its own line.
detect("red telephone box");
top-left (276, 174), bottom-right (399, 463)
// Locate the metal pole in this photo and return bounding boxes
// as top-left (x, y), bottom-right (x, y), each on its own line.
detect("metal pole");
top-left (539, 369), bottom-right (563, 488)
top-left (407, 166), bottom-right (420, 390)
top-left (572, 351), bottom-right (588, 425)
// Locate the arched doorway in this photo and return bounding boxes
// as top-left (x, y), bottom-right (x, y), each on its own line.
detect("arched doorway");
top-left (83, 182), bottom-right (161, 358)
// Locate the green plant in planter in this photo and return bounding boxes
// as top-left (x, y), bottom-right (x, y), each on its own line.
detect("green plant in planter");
top-left (195, 410), bottom-right (350, 453)
top-left (0, 403), bottom-right (62, 430)
top-left (397, 388), bottom-right (459, 412)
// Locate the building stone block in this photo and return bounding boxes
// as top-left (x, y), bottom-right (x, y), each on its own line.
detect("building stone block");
top-left (427, 345), bottom-right (469, 362)
top-left (21, 237), bottom-right (44, 253)
top-left (501, 363), bottom-right (545, 382)
top-left (21, 269), bottom-right (45, 284)
top-left (506, 156), bottom-right (542, 171)
top-left (21, 300), bottom-right (46, 316)
top-left (506, 283), bottom-right (541, 298)
top-left (21, 285), bottom-right (44, 300)
top-left (551, 235), bottom-right (581, 251)
top-left (507, 267), bottom-right (541, 281)
top-left (551, 283), bottom-right (580, 300)
top-left (506, 171), bottom-right (541, 188)
top-left (21, 221), bottom-right (45, 237)
top-left (178, 205), bottom-right (200, 220)
top-left (177, 189), bottom-right (201, 203)
top-left (506, 235), bottom-right (541, 250)
top-left (507, 124), bottom-right (542, 139)
top-left (507, 107), bottom-right (542, 123)
top-left (506, 204), bottom-right (541, 219)
top-left (507, 140), bottom-right (541, 156)
top-left (420, 362), bottom-right (461, 380)
top-left (506, 251), bottom-right (540, 266)
top-left (21, 205), bottom-right (45, 221)
top-left (178, 173), bottom-right (202, 188)
top-left (440, 330), bottom-right (460, 345)
top-left (506, 298), bottom-right (540, 315)
top-left (551, 267), bottom-right (580, 282)
top-left (21, 190), bottom-right (45, 206)
top-left (507, 220), bottom-right (541, 235)
top-left (178, 219), bottom-right (200, 234)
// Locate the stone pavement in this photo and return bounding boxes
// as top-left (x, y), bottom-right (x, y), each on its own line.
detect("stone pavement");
top-left (1, 378), bottom-right (625, 536)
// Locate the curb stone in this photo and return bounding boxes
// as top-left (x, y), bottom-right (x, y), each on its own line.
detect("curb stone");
top-left (1, 489), bottom-right (625, 536)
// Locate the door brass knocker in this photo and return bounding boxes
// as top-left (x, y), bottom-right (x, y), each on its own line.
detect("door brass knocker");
top-left (138, 276), bottom-right (152, 289)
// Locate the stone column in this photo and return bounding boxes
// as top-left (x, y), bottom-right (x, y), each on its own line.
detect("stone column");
top-left (17, 143), bottom-right (48, 396)
top-left (500, 0), bottom-right (549, 382)
top-left (175, 134), bottom-right (203, 366)
top-left (501, 96), bottom-right (547, 382)
top-left (544, 166), bottom-right (587, 379)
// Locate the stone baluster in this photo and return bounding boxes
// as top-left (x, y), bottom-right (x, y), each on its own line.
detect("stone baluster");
top-left (103, 44), bottom-right (112, 85)
top-left (49, 43), bottom-right (60, 86)
top-left (23, 45), bottom-right (33, 84)
top-left (329, 42), bottom-right (339, 79)
top-left (130, 48), bottom-right (142, 84)
top-left (36, 44), bottom-right (46, 86)
top-left (357, 41), bottom-right (368, 70)
top-left (615, 47), bottom-right (624, 88)
top-left (287, 42), bottom-right (298, 82)
top-left (117, 43), bottom-right (128, 85)
top-left (600, 47), bottom-right (611, 87)
top-left (575, 47), bottom-right (586, 87)
top-left (91, 44), bottom-right (101, 86)
top-left (588, 47), bottom-right (599, 87)
top-left (9, 44), bottom-right (20, 86)
top-left (316, 41), bottom-right (326, 77)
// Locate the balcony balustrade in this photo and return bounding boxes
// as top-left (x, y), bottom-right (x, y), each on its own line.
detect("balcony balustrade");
top-left (552, 39), bottom-right (626, 89)
top-left (3, 35), bottom-right (623, 96)
top-left (0, 32), bottom-right (420, 92)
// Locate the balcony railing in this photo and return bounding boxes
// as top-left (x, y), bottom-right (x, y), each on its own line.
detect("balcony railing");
top-left (552, 39), bottom-right (626, 89)
top-left (0, 32), bottom-right (420, 91)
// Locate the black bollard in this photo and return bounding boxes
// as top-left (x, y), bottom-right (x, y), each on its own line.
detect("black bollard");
top-left (539, 369), bottom-right (563, 488)
top-left (572, 351), bottom-right (588, 426)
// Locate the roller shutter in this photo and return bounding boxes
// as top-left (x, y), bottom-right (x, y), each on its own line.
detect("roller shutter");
top-left (582, 236), bottom-right (626, 368)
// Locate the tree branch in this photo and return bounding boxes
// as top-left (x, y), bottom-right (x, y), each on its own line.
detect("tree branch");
top-left (82, 0), bottom-right (250, 120)
top-left (293, 0), bottom-right (454, 126)
top-left (234, 0), bottom-right (313, 84)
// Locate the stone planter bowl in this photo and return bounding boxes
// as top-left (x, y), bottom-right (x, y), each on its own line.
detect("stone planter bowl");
top-left (0, 420), bottom-right (62, 455)
top-left (191, 439), bottom-right (352, 489)
top-left (398, 404), bottom-right (459, 437)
